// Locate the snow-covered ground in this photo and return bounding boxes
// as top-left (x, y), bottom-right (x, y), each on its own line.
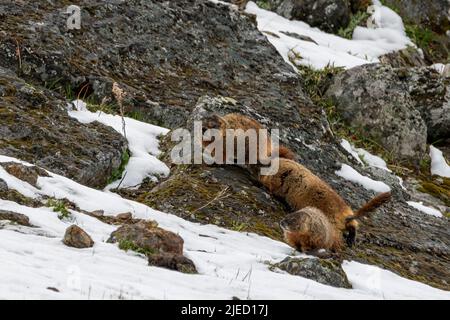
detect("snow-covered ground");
top-left (245, 0), bottom-right (412, 70)
top-left (1, 106), bottom-right (449, 299)
top-left (1, 154), bottom-right (449, 299)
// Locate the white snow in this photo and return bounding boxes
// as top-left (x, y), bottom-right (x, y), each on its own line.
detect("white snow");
top-left (335, 164), bottom-right (391, 193)
top-left (431, 63), bottom-right (446, 74)
top-left (1, 155), bottom-right (448, 299)
top-left (245, 0), bottom-right (412, 70)
top-left (340, 139), bottom-right (390, 172)
top-left (67, 100), bottom-right (170, 189)
top-left (407, 201), bottom-right (443, 218)
top-left (430, 145), bottom-right (450, 178)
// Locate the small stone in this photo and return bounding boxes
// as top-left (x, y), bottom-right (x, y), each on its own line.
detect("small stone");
top-left (63, 225), bottom-right (94, 249)
top-left (148, 253), bottom-right (197, 274)
top-left (1, 162), bottom-right (49, 187)
top-left (116, 212), bottom-right (133, 220)
top-left (90, 210), bottom-right (105, 217)
top-left (0, 210), bottom-right (32, 226)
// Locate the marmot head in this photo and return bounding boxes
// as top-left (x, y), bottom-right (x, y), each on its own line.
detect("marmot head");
top-left (280, 207), bottom-right (342, 252)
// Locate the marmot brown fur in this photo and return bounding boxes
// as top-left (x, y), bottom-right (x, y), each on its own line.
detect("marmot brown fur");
top-left (280, 207), bottom-right (343, 252)
top-left (202, 113), bottom-right (295, 164)
top-left (260, 158), bottom-right (391, 249)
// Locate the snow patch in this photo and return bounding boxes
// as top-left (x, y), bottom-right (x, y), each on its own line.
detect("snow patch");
top-left (340, 139), bottom-right (390, 172)
top-left (245, 0), bottom-right (411, 70)
top-left (335, 164), bottom-right (391, 193)
top-left (67, 100), bottom-right (170, 189)
top-left (407, 201), bottom-right (443, 218)
top-left (430, 146), bottom-right (450, 178)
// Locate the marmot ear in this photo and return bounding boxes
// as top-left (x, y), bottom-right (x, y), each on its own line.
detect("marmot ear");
top-left (202, 114), bottom-right (223, 130)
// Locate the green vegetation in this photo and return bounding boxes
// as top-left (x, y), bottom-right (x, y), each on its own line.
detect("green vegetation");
top-left (255, 0), bottom-right (273, 10)
top-left (118, 239), bottom-right (157, 256)
top-left (338, 11), bottom-right (370, 39)
top-left (107, 149), bottom-right (130, 184)
top-left (46, 198), bottom-right (71, 220)
top-left (405, 25), bottom-right (435, 49)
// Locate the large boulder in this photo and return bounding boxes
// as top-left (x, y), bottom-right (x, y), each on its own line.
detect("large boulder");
top-left (325, 63), bottom-right (428, 163)
top-left (0, 67), bottom-right (127, 188)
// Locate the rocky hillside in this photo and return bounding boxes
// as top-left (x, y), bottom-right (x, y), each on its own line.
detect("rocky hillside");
top-left (0, 0), bottom-right (449, 299)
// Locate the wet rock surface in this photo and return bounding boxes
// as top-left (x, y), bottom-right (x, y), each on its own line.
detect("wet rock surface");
top-left (273, 257), bottom-right (352, 288)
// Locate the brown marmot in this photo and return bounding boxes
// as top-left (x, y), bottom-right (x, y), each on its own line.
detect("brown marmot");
top-left (202, 113), bottom-right (295, 164)
top-left (260, 158), bottom-right (391, 249)
top-left (280, 207), bottom-right (343, 252)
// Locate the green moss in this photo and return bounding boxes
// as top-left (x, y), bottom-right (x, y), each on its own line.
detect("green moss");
top-left (255, 1), bottom-right (273, 10)
top-left (118, 239), bottom-right (158, 256)
top-left (107, 149), bottom-right (130, 185)
top-left (418, 181), bottom-right (450, 207)
top-left (338, 11), bottom-right (370, 39)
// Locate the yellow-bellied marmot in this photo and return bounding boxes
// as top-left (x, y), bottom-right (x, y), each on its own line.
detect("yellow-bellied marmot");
top-left (202, 113), bottom-right (296, 163)
top-left (280, 207), bottom-right (343, 252)
top-left (260, 158), bottom-right (391, 250)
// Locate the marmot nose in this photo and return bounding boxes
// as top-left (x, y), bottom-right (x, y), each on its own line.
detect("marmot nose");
top-left (279, 219), bottom-right (289, 230)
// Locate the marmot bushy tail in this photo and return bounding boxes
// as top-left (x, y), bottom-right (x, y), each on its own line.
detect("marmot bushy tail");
top-left (347, 192), bottom-right (392, 222)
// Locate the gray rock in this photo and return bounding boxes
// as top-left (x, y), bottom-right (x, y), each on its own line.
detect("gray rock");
top-left (0, 178), bottom-right (8, 192)
top-left (404, 67), bottom-right (450, 142)
top-left (0, 210), bottom-right (32, 226)
top-left (148, 252), bottom-right (197, 274)
top-left (379, 47), bottom-right (427, 68)
top-left (276, 0), bottom-right (351, 34)
top-left (0, 0), bottom-right (449, 290)
top-left (273, 257), bottom-right (352, 288)
top-left (325, 63), bottom-right (428, 163)
top-left (382, 0), bottom-right (450, 34)
top-left (108, 220), bottom-right (196, 273)
top-left (63, 225), bottom-right (94, 249)
top-left (108, 220), bottom-right (184, 255)
top-left (0, 162), bottom-right (49, 187)
top-left (0, 67), bottom-right (128, 188)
